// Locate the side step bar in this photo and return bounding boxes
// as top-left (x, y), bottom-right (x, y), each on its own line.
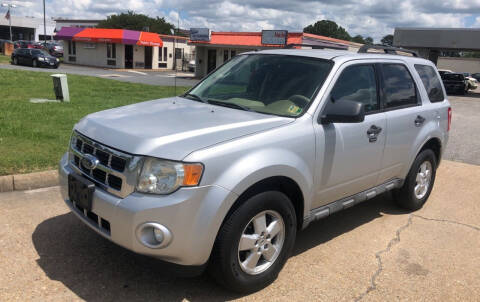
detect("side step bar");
top-left (302, 178), bottom-right (403, 229)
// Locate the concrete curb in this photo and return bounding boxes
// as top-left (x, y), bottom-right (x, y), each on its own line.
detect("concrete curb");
top-left (0, 170), bottom-right (59, 193)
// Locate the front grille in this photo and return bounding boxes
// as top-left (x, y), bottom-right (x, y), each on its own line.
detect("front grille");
top-left (69, 131), bottom-right (139, 198)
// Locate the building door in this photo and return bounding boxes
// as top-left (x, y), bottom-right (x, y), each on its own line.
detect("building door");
top-left (144, 46), bottom-right (153, 69)
top-left (207, 49), bottom-right (217, 73)
top-left (125, 45), bottom-right (133, 69)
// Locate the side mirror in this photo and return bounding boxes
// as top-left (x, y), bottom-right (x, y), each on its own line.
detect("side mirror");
top-left (319, 99), bottom-right (365, 124)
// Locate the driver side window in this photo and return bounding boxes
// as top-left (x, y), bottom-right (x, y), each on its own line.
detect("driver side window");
top-left (330, 64), bottom-right (379, 113)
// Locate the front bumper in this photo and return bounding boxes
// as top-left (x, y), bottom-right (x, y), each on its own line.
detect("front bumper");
top-left (59, 153), bottom-right (237, 266)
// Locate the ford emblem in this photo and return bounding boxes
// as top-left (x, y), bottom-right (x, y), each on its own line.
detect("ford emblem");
top-left (81, 154), bottom-right (100, 170)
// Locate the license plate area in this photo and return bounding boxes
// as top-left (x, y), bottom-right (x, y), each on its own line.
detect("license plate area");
top-left (68, 174), bottom-right (95, 211)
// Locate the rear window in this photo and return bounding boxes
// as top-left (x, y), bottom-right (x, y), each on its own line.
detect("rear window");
top-left (441, 74), bottom-right (464, 81)
top-left (382, 64), bottom-right (418, 109)
top-left (414, 64), bottom-right (445, 103)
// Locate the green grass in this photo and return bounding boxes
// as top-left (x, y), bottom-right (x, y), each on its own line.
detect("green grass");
top-left (0, 54), bottom-right (10, 64)
top-left (0, 69), bottom-right (189, 175)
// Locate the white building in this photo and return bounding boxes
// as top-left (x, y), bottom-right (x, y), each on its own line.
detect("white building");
top-left (54, 19), bottom-right (102, 32)
top-left (0, 16), bottom-right (55, 41)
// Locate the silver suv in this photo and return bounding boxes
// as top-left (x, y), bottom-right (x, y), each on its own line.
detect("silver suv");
top-left (59, 47), bottom-right (451, 292)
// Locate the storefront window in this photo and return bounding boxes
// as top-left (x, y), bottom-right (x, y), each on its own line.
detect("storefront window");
top-left (230, 50), bottom-right (236, 58)
top-left (107, 43), bottom-right (116, 59)
top-left (164, 47), bottom-right (168, 61)
top-left (68, 41), bottom-right (76, 55)
top-left (224, 50), bottom-right (229, 62)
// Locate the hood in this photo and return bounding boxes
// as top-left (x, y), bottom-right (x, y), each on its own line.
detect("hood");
top-left (75, 97), bottom-right (292, 160)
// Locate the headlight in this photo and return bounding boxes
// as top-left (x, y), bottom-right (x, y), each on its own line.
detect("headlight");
top-left (38, 57), bottom-right (45, 61)
top-left (136, 158), bottom-right (203, 194)
top-left (56, 58), bottom-right (60, 62)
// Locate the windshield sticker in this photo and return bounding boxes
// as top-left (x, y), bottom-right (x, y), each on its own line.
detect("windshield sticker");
top-left (288, 105), bottom-right (302, 114)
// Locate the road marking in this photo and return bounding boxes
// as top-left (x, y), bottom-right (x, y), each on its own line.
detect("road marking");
top-left (126, 70), bottom-right (148, 75)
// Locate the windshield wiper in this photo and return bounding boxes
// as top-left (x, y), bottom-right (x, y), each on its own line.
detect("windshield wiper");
top-left (206, 99), bottom-right (253, 112)
top-left (184, 93), bottom-right (208, 104)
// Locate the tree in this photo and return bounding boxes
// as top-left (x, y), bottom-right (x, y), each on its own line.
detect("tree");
top-left (97, 11), bottom-right (174, 35)
top-left (381, 34), bottom-right (394, 46)
top-left (364, 37), bottom-right (374, 45)
top-left (303, 20), bottom-right (351, 41)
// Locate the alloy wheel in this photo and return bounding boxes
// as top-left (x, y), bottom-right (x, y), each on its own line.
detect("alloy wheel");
top-left (237, 210), bottom-right (285, 275)
top-left (414, 161), bottom-right (432, 199)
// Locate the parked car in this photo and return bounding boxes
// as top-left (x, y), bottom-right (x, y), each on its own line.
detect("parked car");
top-left (187, 59), bottom-right (195, 72)
top-left (471, 72), bottom-right (480, 82)
top-left (45, 42), bottom-right (64, 57)
top-left (13, 40), bottom-right (35, 49)
top-left (11, 48), bottom-right (60, 68)
top-left (441, 73), bottom-right (468, 95)
top-left (462, 72), bottom-right (478, 90)
top-left (59, 48), bottom-right (451, 292)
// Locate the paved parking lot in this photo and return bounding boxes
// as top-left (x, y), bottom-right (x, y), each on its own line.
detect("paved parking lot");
top-left (0, 63), bottom-right (199, 87)
top-left (0, 93), bottom-right (479, 301)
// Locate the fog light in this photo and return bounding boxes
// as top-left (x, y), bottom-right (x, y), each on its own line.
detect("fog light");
top-left (135, 222), bottom-right (172, 249)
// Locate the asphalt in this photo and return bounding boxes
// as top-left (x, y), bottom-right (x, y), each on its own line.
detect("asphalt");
top-left (0, 62), bottom-right (199, 87)
top-left (443, 92), bottom-right (480, 165)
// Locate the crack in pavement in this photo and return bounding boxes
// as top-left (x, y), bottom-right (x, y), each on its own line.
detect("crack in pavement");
top-left (354, 214), bottom-right (480, 302)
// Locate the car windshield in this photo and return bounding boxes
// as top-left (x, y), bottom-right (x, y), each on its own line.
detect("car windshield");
top-left (186, 54), bottom-right (333, 117)
top-left (32, 49), bottom-right (50, 56)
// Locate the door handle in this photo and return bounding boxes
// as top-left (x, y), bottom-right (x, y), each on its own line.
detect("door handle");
top-left (367, 125), bottom-right (382, 142)
top-left (414, 115), bottom-right (425, 127)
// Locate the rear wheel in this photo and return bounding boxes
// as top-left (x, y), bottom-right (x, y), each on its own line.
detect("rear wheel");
top-left (393, 149), bottom-right (437, 210)
top-left (13, 57), bottom-right (18, 65)
top-left (209, 191), bottom-right (297, 293)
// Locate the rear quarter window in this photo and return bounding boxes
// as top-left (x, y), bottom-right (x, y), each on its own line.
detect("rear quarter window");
top-left (414, 64), bottom-right (445, 103)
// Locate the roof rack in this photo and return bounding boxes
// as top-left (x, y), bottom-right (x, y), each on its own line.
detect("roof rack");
top-left (285, 43), bottom-right (347, 50)
top-left (358, 45), bottom-right (419, 57)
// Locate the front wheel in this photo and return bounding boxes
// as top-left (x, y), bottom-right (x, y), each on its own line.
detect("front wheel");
top-left (209, 191), bottom-right (297, 293)
top-left (32, 59), bottom-right (38, 68)
top-left (393, 149), bottom-right (437, 210)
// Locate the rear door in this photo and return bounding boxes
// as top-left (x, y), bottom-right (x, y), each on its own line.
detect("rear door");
top-left (377, 62), bottom-right (426, 183)
top-left (312, 61), bottom-right (387, 208)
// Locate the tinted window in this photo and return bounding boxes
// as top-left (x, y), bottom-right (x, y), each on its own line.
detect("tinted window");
top-left (414, 64), bottom-right (445, 103)
top-left (382, 64), bottom-right (417, 109)
top-left (441, 74), bottom-right (464, 81)
top-left (331, 65), bottom-right (378, 113)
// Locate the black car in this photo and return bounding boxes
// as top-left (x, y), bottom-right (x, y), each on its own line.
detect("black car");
top-left (11, 48), bottom-right (60, 68)
top-left (440, 73), bottom-right (468, 95)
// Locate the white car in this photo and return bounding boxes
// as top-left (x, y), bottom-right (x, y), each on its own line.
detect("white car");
top-left (462, 73), bottom-right (478, 90)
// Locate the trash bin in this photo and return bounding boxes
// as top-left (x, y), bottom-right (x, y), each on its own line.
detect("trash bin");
top-left (51, 74), bottom-right (70, 102)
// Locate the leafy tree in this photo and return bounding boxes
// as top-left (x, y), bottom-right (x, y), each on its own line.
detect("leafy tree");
top-left (97, 11), bottom-right (174, 35)
top-left (364, 37), bottom-right (374, 45)
top-left (303, 20), bottom-right (351, 41)
top-left (381, 34), bottom-right (394, 46)
top-left (351, 35), bottom-right (374, 45)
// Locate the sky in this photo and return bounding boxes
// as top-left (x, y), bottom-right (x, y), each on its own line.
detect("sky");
top-left (3, 0), bottom-right (480, 42)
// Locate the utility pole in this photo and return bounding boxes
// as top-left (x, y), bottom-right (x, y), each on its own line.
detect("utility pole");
top-left (43, 0), bottom-right (46, 43)
top-left (2, 3), bottom-right (16, 41)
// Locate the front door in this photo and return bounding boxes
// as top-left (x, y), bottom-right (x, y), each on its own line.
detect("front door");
top-left (207, 49), bottom-right (217, 74)
top-left (144, 46), bottom-right (152, 69)
top-left (312, 62), bottom-right (386, 208)
top-left (125, 45), bottom-right (133, 69)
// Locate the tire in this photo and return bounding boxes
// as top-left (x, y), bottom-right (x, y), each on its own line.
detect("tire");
top-left (209, 191), bottom-right (297, 293)
top-left (13, 57), bottom-right (18, 65)
top-left (393, 149), bottom-right (437, 211)
top-left (32, 59), bottom-right (38, 68)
